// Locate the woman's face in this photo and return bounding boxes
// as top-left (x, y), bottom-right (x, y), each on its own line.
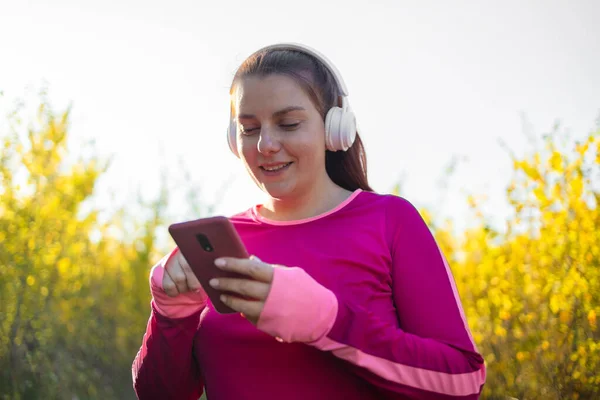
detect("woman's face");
top-left (234, 74), bottom-right (328, 200)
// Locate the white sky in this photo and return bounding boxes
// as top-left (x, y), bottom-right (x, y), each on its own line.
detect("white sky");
top-left (1, 0), bottom-right (599, 233)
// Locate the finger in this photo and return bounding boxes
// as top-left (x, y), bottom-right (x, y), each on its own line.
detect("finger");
top-left (166, 256), bottom-right (189, 294)
top-left (220, 294), bottom-right (264, 320)
top-left (209, 278), bottom-right (271, 301)
top-left (215, 256), bottom-right (273, 283)
top-left (162, 274), bottom-right (180, 297)
top-left (178, 255), bottom-right (202, 292)
top-left (161, 251), bottom-right (181, 297)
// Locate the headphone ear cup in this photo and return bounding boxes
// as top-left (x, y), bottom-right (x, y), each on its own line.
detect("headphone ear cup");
top-left (325, 107), bottom-right (342, 151)
top-left (227, 120), bottom-right (239, 157)
top-left (325, 107), bottom-right (356, 151)
top-left (339, 109), bottom-right (357, 151)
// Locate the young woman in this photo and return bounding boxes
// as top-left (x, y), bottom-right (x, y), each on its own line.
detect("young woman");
top-left (132, 43), bottom-right (486, 400)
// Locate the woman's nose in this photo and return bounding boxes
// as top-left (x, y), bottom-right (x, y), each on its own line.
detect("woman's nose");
top-left (257, 126), bottom-right (282, 154)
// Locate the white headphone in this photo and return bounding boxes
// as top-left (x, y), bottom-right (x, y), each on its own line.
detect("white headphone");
top-left (227, 42), bottom-right (357, 158)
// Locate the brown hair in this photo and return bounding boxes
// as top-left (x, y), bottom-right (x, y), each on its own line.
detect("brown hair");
top-left (230, 47), bottom-right (373, 192)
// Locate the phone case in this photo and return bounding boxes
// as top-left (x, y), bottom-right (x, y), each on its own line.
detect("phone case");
top-left (168, 216), bottom-right (250, 314)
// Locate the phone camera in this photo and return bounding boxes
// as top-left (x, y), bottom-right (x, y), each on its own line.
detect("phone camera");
top-left (196, 234), bottom-right (214, 252)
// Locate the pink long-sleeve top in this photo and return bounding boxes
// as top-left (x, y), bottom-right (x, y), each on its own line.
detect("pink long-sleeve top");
top-left (132, 189), bottom-right (486, 399)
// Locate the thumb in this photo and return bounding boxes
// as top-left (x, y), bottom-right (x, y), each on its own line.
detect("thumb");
top-left (150, 263), bottom-right (165, 290)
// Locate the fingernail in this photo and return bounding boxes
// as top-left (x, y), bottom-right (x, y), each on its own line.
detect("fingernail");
top-left (209, 278), bottom-right (219, 288)
top-left (220, 294), bottom-right (227, 303)
top-left (214, 258), bottom-right (226, 267)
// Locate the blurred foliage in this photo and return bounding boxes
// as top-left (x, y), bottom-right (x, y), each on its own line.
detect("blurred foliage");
top-left (0, 90), bottom-right (598, 399)
top-left (418, 124), bottom-right (600, 399)
top-left (0, 91), bottom-right (172, 399)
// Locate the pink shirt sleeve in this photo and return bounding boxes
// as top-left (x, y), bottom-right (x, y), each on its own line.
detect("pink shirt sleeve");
top-left (132, 250), bottom-right (207, 399)
top-left (132, 304), bottom-right (205, 399)
top-left (256, 196), bottom-right (486, 399)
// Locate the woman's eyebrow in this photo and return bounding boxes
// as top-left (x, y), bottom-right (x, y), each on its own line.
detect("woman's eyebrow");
top-left (238, 106), bottom-right (306, 120)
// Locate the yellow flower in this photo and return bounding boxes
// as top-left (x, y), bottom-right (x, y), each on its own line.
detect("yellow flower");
top-left (560, 310), bottom-right (571, 324)
top-left (570, 175), bottom-right (584, 197)
top-left (576, 141), bottom-right (590, 156)
top-left (541, 341), bottom-right (550, 350)
top-left (588, 310), bottom-right (597, 327)
top-left (550, 151), bottom-right (563, 171)
top-left (494, 326), bottom-right (507, 337)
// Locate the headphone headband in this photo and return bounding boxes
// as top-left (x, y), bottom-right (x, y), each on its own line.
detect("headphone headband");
top-left (245, 42), bottom-right (349, 97)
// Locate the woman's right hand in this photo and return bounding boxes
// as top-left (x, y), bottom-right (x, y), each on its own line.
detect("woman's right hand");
top-left (161, 248), bottom-right (203, 296)
top-left (150, 247), bottom-right (209, 319)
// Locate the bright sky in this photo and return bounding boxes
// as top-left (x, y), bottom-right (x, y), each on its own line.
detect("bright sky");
top-left (1, 0), bottom-right (599, 233)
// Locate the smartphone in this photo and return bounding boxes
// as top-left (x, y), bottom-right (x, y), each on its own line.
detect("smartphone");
top-left (168, 216), bottom-right (250, 314)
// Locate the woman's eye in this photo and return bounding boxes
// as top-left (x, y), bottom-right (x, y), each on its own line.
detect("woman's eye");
top-left (281, 123), bottom-right (300, 130)
top-left (241, 127), bottom-right (259, 135)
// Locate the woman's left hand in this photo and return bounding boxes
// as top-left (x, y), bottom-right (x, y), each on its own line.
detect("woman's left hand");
top-left (209, 255), bottom-right (275, 325)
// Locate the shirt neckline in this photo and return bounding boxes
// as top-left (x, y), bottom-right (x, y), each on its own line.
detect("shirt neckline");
top-left (251, 189), bottom-right (363, 226)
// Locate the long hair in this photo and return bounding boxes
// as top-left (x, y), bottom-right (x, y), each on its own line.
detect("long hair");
top-left (230, 48), bottom-right (373, 192)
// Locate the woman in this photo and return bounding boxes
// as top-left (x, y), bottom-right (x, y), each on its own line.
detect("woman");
top-left (132, 43), bottom-right (486, 400)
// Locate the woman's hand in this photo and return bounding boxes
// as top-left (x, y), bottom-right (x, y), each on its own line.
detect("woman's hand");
top-left (210, 256), bottom-right (338, 344)
top-left (208, 256), bottom-right (274, 325)
top-left (162, 249), bottom-right (203, 296)
top-left (150, 248), bottom-right (208, 319)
